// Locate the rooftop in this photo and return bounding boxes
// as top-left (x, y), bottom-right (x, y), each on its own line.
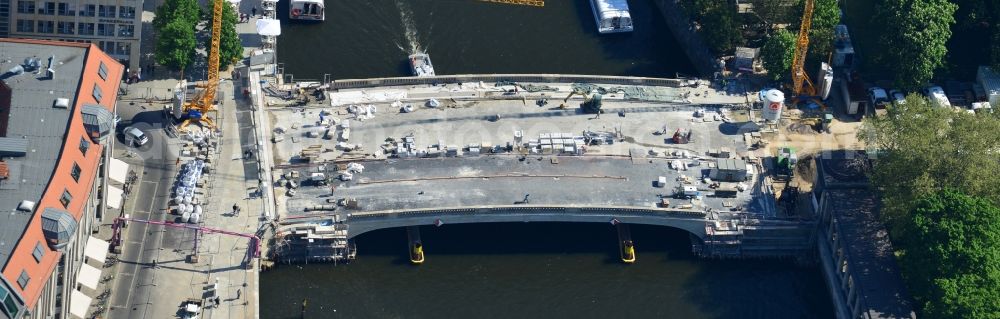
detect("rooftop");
top-left (826, 188), bottom-right (915, 318)
top-left (0, 40), bottom-right (88, 267)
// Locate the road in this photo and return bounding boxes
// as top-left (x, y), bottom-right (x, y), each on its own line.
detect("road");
top-left (106, 100), bottom-right (183, 319)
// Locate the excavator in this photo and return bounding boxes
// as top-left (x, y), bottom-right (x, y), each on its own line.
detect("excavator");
top-left (558, 88), bottom-right (603, 114)
top-left (178, 0), bottom-right (224, 131)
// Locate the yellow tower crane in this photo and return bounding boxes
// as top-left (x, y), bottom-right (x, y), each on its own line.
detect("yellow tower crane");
top-left (790, 0), bottom-right (815, 98)
top-left (179, 0), bottom-right (224, 131)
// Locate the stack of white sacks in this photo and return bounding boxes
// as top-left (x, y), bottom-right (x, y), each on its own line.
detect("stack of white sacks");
top-left (174, 160), bottom-right (206, 224)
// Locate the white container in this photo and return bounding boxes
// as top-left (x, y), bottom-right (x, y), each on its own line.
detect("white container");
top-left (181, 211), bottom-right (191, 223)
top-left (189, 212), bottom-right (201, 224)
top-left (760, 89), bottom-right (784, 122)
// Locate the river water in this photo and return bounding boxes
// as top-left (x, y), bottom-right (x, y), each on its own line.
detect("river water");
top-left (265, 1), bottom-right (833, 317)
top-left (275, 0), bottom-right (696, 80)
top-left (261, 223), bottom-right (832, 319)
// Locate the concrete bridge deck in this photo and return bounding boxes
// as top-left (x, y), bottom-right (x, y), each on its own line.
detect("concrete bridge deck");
top-left (280, 156), bottom-right (770, 237)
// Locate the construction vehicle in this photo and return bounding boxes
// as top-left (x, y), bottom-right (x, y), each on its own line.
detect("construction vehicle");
top-left (672, 128), bottom-right (692, 144)
top-left (181, 298), bottom-right (204, 319)
top-left (558, 88), bottom-right (587, 109)
top-left (788, 0), bottom-right (825, 110)
top-left (581, 93), bottom-right (603, 114)
top-left (776, 147), bottom-right (797, 180)
top-left (558, 88), bottom-right (603, 114)
top-left (178, 0), bottom-right (225, 131)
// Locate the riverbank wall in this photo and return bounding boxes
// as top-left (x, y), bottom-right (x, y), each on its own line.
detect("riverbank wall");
top-left (651, 0), bottom-right (718, 77)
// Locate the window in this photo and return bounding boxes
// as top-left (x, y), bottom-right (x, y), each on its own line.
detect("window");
top-left (97, 23), bottom-right (113, 36)
top-left (117, 24), bottom-right (134, 37)
top-left (32, 242), bottom-right (45, 262)
top-left (70, 163), bottom-right (81, 182)
top-left (79, 137), bottom-right (89, 154)
top-left (59, 189), bottom-right (71, 208)
top-left (39, 2), bottom-right (55, 14)
top-left (16, 19), bottom-right (33, 33)
top-left (36, 20), bottom-right (53, 33)
top-left (16, 1), bottom-right (35, 14)
top-left (57, 2), bottom-right (72, 16)
top-left (1, 286), bottom-right (17, 318)
top-left (92, 84), bottom-right (102, 102)
top-left (78, 22), bottom-right (94, 35)
top-left (57, 21), bottom-right (74, 34)
top-left (79, 4), bottom-right (95, 17)
top-left (16, 271), bottom-right (29, 289)
top-left (115, 43), bottom-right (130, 56)
top-left (98, 62), bottom-right (108, 80)
top-left (118, 6), bottom-right (134, 18)
top-left (97, 5), bottom-right (115, 17)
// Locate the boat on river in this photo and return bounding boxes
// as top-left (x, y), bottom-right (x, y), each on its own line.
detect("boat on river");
top-left (289, 0), bottom-right (324, 21)
top-left (409, 53), bottom-right (435, 77)
top-left (590, 0), bottom-right (633, 34)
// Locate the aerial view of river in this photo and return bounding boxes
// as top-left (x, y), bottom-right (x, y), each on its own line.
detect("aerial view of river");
top-left (266, 1), bottom-right (831, 317)
top-left (275, 0), bottom-right (696, 80)
top-left (260, 223), bottom-right (832, 319)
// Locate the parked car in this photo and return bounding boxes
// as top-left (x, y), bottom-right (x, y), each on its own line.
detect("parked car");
top-left (889, 90), bottom-right (906, 105)
top-left (868, 87), bottom-right (889, 108)
top-left (123, 126), bottom-right (149, 146)
top-left (922, 86), bottom-right (952, 107)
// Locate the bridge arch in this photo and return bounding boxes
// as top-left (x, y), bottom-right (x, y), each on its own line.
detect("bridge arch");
top-left (345, 206), bottom-right (709, 240)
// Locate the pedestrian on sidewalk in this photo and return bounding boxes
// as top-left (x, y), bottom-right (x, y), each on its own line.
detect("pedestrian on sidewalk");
top-left (252, 6), bottom-right (257, 17)
top-left (236, 289), bottom-right (241, 299)
top-left (151, 259), bottom-right (158, 269)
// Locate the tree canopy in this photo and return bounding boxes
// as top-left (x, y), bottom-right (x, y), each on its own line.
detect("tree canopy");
top-left (153, 0), bottom-right (199, 30)
top-left (858, 94), bottom-right (1000, 227)
top-left (155, 18), bottom-right (197, 75)
top-left (760, 29), bottom-right (796, 81)
top-left (210, 1), bottom-right (243, 70)
top-left (899, 190), bottom-right (1000, 318)
top-left (684, 0), bottom-right (743, 54)
top-left (793, 0), bottom-right (840, 61)
top-left (874, 0), bottom-right (957, 90)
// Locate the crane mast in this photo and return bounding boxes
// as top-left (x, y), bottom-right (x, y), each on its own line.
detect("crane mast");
top-left (180, 0), bottom-right (223, 131)
top-left (791, 0), bottom-right (815, 97)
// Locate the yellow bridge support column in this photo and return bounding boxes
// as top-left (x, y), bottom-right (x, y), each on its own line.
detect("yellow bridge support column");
top-left (617, 223), bottom-right (635, 264)
top-left (407, 226), bottom-right (424, 265)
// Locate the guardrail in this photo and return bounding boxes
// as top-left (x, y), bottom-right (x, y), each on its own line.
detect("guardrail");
top-left (328, 74), bottom-right (688, 90)
top-left (344, 205), bottom-right (706, 221)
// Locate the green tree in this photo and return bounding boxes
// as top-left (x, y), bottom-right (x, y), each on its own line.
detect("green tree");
top-left (899, 190), bottom-right (1000, 318)
top-left (209, 1), bottom-right (243, 70)
top-left (152, 0), bottom-right (199, 30)
top-left (858, 94), bottom-right (1000, 226)
top-left (804, 0), bottom-right (840, 59)
top-left (685, 0), bottom-right (743, 53)
top-left (155, 19), bottom-right (197, 77)
top-left (875, 0), bottom-right (957, 90)
top-left (760, 29), bottom-right (796, 80)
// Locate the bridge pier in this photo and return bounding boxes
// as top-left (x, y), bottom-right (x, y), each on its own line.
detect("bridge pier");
top-left (407, 226), bottom-right (424, 265)
top-left (617, 223), bottom-right (635, 263)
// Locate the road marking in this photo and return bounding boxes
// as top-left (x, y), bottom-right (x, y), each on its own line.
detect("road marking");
top-left (122, 180), bottom-right (159, 314)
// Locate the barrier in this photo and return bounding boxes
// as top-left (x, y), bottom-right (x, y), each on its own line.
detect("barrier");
top-left (328, 74), bottom-right (687, 90)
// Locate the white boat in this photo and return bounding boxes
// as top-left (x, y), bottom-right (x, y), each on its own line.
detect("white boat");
top-left (590, 0), bottom-right (634, 34)
top-left (289, 0), bottom-right (324, 21)
top-left (409, 53), bottom-right (435, 77)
